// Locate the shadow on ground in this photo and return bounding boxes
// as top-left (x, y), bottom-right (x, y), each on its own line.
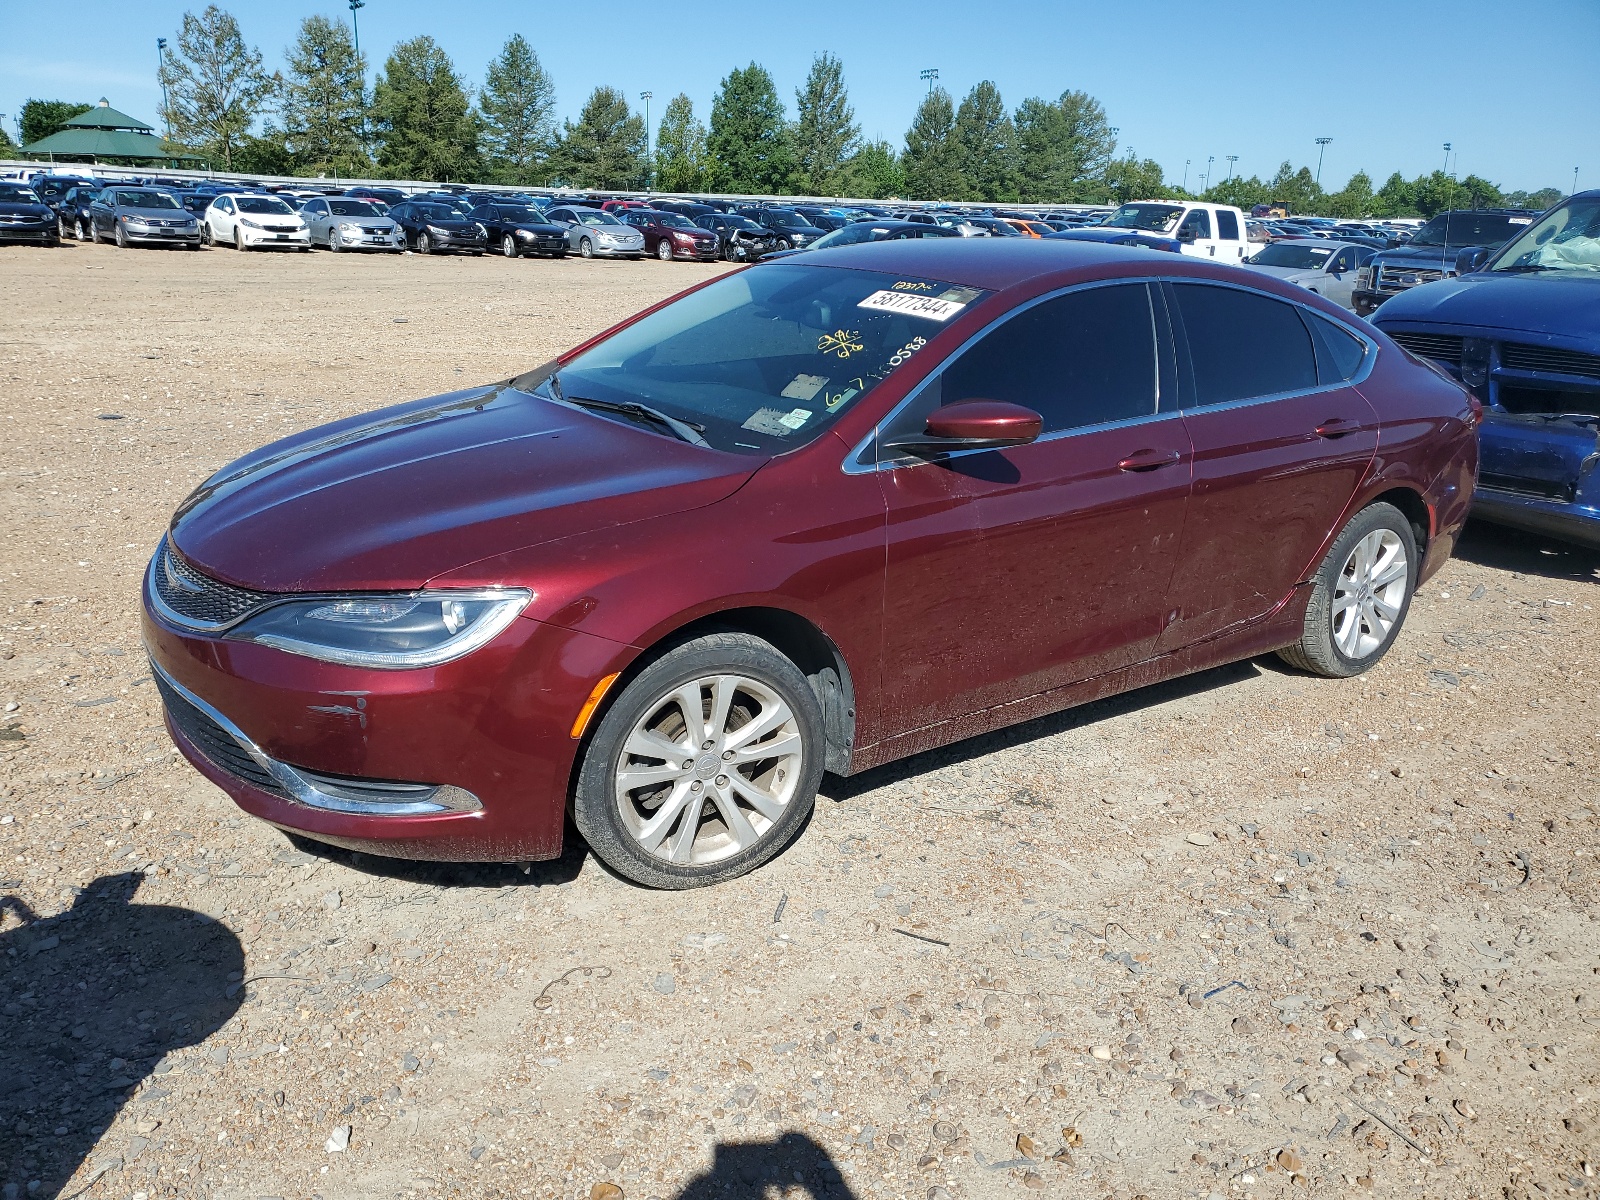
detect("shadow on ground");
top-left (281, 830), bottom-right (588, 889)
top-left (0, 872), bottom-right (243, 1199)
top-left (672, 1132), bottom-right (861, 1198)
top-left (1453, 518), bottom-right (1600, 582)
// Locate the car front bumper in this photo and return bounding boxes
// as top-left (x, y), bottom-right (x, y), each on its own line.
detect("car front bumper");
top-left (124, 227), bottom-right (202, 245)
top-left (142, 580), bottom-right (632, 862)
top-left (0, 222), bottom-right (58, 241)
top-left (240, 227), bottom-right (310, 248)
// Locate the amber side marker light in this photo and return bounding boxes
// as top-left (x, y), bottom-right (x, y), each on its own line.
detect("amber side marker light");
top-left (570, 673), bottom-right (621, 739)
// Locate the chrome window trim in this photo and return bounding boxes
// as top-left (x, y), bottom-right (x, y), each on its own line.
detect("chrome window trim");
top-left (842, 275), bottom-right (1380, 476)
top-left (149, 657), bottom-right (480, 817)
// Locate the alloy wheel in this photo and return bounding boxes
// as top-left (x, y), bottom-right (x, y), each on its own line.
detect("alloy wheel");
top-left (418, 232), bottom-right (431, 255)
top-left (613, 674), bottom-right (803, 867)
top-left (502, 234), bottom-right (517, 258)
top-left (656, 239), bottom-right (673, 261)
top-left (1331, 529), bottom-right (1407, 658)
top-left (579, 237), bottom-right (594, 259)
top-left (75, 218), bottom-right (87, 240)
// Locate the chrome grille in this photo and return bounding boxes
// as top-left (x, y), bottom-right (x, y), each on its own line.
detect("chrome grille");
top-left (1387, 332), bottom-right (1464, 362)
top-left (1501, 343), bottom-right (1600, 380)
top-left (150, 540), bottom-right (273, 631)
top-left (1377, 265), bottom-right (1444, 291)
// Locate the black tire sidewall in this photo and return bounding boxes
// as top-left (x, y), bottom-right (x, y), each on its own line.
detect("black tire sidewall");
top-left (573, 635), bottom-right (824, 889)
top-left (1314, 502), bottom-right (1419, 675)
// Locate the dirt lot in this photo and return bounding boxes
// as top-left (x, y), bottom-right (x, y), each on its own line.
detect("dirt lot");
top-left (1, 239), bottom-right (1598, 1200)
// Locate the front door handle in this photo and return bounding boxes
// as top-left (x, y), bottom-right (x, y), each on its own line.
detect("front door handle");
top-left (1315, 417), bottom-right (1356, 438)
top-left (1117, 448), bottom-right (1182, 472)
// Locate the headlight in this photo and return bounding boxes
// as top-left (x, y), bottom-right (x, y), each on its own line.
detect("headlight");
top-left (427, 224), bottom-right (448, 236)
top-left (240, 218), bottom-right (262, 229)
top-left (339, 221), bottom-right (363, 233)
top-left (230, 590), bottom-right (531, 669)
top-left (516, 227), bottom-right (535, 238)
top-left (475, 223), bottom-right (488, 237)
top-left (1355, 267), bottom-right (1371, 288)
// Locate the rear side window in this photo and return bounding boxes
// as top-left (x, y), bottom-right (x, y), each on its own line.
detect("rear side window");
top-left (1216, 209), bottom-right (1240, 240)
top-left (1172, 283), bottom-right (1318, 406)
top-left (938, 284), bottom-right (1158, 435)
top-left (1304, 311), bottom-right (1369, 382)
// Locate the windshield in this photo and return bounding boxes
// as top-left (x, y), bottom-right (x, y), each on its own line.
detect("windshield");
top-left (1249, 244), bottom-right (1334, 269)
top-left (414, 204), bottom-right (461, 221)
top-left (573, 209), bottom-right (619, 226)
top-left (548, 265), bottom-right (990, 455)
top-left (236, 196), bottom-right (295, 215)
top-left (1488, 197), bottom-right (1600, 275)
top-left (1409, 211), bottom-right (1529, 248)
top-left (652, 212), bottom-right (696, 229)
top-left (0, 185), bottom-right (40, 202)
top-left (495, 205), bottom-right (545, 222)
top-left (726, 218), bottom-right (764, 233)
top-left (1105, 203), bottom-right (1184, 233)
top-left (328, 200), bottom-right (381, 217)
top-left (115, 190), bottom-right (179, 209)
top-left (812, 224), bottom-right (885, 248)
top-left (768, 212), bottom-right (818, 229)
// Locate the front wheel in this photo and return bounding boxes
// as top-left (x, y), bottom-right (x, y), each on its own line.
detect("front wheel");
top-left (236, 226), bottom-right (247, 250)
top-left (1277, 501), bottom-right (1418, 678)
top-left (502, 234), bottom-right (518, 258)
top-left (75, 217), bottom-right (88, 240)
top-left (58, 214), bottom-right (71, 239)
top-left (201, 223), bottom-right (214, 248)
top-left (329, 228), bottom-right (343, 252)
top-left (114, 222), bottom-right (128, 249)
top-left (578, 236), bottom-right (594, 259)
top-left (417, 232), bottom-right (431, 255)
top-left (656, 238), bottom-right (673, 261)
top-left (572, 632), bottom-right (824, 890)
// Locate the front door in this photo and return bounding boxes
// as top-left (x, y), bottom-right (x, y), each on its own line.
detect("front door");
top-left (1158, 281), bottom-right (1379, 650)
top-left (1179, 207), bottom-right (1221, 259)
top-left (874, 282), bottom-right (1192, 734)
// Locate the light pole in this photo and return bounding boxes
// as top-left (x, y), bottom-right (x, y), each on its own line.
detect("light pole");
top-left (1574, 166), bottom-right (1581, 196)
top-left (156, 38), bottom-right (170, 136)
top-left (640, 91), bottom-right (653, 191)
top-left (1314, 136), bottom-right (1332, 185)
top-left (919, 68), bottom-right (939, 94)
top-left (1204, 155), bottom-right (1213, 192)
top-left (349, 0), bottom-right (365, 62)
top-left (1441, 142), bottom-right (1451, 176)
top-left (1225, 154), bottom-right (1238, 182)
top-left (1182, 159), bottom-right (1190, 190)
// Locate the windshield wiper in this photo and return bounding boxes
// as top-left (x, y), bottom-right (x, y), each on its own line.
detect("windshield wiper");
top-left (1492, 263), bottom-right (1553, 274)
top-left (562, 391), bottom-right (709, 447)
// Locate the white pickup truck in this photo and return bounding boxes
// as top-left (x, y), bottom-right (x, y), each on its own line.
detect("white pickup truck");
top-left (1097, 199), bottom-right (1253, 263)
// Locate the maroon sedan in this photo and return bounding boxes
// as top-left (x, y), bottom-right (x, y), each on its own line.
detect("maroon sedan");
top-left (143, 240), bottom-right (1478, 888)
top-left (619, 208), bottom-right (720, 262)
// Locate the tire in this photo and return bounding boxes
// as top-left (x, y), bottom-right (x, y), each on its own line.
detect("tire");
top-left (114, 222), bottom-right (128, 249)
top-left (58, 214), bottom-right (70, 239)
top-left (236, 226), bottom-right (247, 250)
top-left (778, 237), bottom-right (793, 250)
top-left (502, 234), bottom-right (519, 258)
top-left (572, 632), bottom-right (824, 890)
top-left (656, 238), bottom-right (673, 261)
top-left (201, 222), bottom-right (214, 248)
top-left (578, 236), bottom-right (594, 259)
top-left (417, 232), bottom-right (431, 255)
top-left (329, 228), bottom-right (343, 252)
top-left (1277, 501), bottom-right (1418, 678)
top-left (89, 220), bottom-right (102, 244)
top-left (75, 218), bottom-right (88, 240)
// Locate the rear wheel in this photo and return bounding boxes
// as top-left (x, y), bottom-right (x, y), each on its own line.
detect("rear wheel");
top-left (1277, 501), bottom-right (1418, 678)
top-left (572, 633), bottom-right (824, 889)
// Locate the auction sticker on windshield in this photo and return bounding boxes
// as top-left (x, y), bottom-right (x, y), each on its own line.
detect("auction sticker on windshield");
top-left (857, 290), bottom-right (969, 321)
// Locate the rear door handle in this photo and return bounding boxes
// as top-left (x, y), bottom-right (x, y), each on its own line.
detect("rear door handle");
top-left (1315, 418), bottom-right (1356, 438)
top-left (1117, 448), bottom-right (1182, 472)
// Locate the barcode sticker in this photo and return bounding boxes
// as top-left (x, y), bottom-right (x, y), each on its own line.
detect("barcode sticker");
top-left (857, 290), bottom-right (968, 321)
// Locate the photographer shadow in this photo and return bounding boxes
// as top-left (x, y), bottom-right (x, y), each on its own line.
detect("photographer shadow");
top-left (0, 872), bottom-right (243, 1199)
top-left (673, 1131), bottom-right (861, 1199)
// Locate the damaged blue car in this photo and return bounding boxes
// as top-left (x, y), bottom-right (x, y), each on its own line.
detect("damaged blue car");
top-left (1373, 190), bottom-right (1600, 548)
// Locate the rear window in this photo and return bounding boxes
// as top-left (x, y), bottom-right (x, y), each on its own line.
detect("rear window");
top-left (1172, 284), bottom-right (1318, 406)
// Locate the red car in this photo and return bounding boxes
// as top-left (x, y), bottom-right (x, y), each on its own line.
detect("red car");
top-left (618, 208), bottom-right (720, 261)
top-left (144, 241), bottom-right (1478, 888)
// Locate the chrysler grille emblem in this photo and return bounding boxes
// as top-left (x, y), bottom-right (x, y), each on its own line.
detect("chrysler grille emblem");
top-left (164, 555), bottom-right (205, 594)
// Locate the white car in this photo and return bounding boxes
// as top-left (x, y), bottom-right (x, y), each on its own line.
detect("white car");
top-left (203, 193), bottom-right (311, 251)
top-left (1098, 199), bottom-right (1252, 263)
top-left (1240, 238), bottom-right (1376, 309)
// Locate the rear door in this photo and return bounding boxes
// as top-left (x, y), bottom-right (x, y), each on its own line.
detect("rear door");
top-left (1158, 282), bottom-right (1378, 650)
top-left (1214, 207), bottom-right (1248, 263)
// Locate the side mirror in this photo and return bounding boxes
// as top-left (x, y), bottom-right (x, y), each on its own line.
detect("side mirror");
top-left (884, 400), bottom-right (1043, 457)
top-left (1178, 226), bottom-right (1198, 243)
top-left (1454, 245), bottom-right (1489, 275)
top-left (1385, 236), bottom-right (1401, 248)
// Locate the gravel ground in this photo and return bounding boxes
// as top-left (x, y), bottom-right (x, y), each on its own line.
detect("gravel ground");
top-left (1, 240), bottom-right (1598, 1200)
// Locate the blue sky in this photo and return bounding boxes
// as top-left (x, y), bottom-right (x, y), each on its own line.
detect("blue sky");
top-left (4, 0), bottom-right (1595, 193)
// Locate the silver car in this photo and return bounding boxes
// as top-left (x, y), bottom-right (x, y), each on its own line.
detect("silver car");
top-left (1239, 238), bottom-right (1376, 309)
top-left (543, 206), bottom-right (646, 259)
top-left (87, 187), bottom-right (202, 249)
top-left (300, 197), bottom-right (403, 252)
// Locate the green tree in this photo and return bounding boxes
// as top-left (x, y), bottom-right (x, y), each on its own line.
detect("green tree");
top-left (479, 34), bottom-right (556, 185)
top-left (707, 63), bottom-right (790, 193)
top-left (1513, 187), bottom-right (1565, 211)
top-left (1457, 173), bottom-right (1504, 210)
top-left (1372, 171), bottom-right (1416, 217)
top-left (276, 14), bottom-right (369, 177)
top-left (372, 36), bottom-right (481, 182)
top-left (1409, 170), bottom-right (1461, 218)
top-left (654, 93), bottom-right (708, 192)
top-left (901, 87), bottom-right (961, 201)
top-left (551, 86), bottom-right (645, 190)
top-left (19, 100), bottom-right (94, 146)
top-left (1103, 150), bottom-right (1167, 204)
top-left (1204, 174), bottom-right (1270, 211)
top-left (951, 81), bottom-right (1015, 202)
top-left (1012, 89), bottom-right (1115, 204)
top-left (158, 6), bottom-right (280, 170)
top-left (0, 125), bottom-right (14, 155)
top-left (837, 140), bottom-right (904, 199)
top-left (232, 132), bottom-right (296, 175)
top-left (1325, 169), bottom-right (1374, 218)
top-left (788, 53), bottom-right (859, 195)
top-left (1262, 160), bottom-right (1323, 214)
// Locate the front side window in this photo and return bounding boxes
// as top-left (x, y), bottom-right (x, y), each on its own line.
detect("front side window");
top-left (217, 197), bottom-right (233, 213)
top-left (304, 199), bottom-right (327, 214)
top-left (547, 264), bottom-right (990, 455)
top-left (1172, 283), bottom-right (1318, 406)
top-left (1180, 209), bottom-right (1213, 239)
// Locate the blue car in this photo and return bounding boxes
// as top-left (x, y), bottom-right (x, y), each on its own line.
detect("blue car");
top-left (1044, 227), bottom-right (1183, 253)
top-left (1372, 190), bottom-right (1600, 548)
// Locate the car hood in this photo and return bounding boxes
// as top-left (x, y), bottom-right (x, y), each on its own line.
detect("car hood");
top-left (0, 202), bottom-right (52, 218)
top-left (1372, 273), bottom-right (1600, 348)
top-left (1373, 242), bottom-right (1477, 267)
top-left (1240, 263), bottom-right (1322, 282)
top-left (508, 220), bottom-right (564, 234)
top-left (168, 383), bottom-right (762, 593)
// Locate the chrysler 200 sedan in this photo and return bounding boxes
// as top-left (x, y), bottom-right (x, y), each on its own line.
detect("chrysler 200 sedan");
top-left (143, 240), bottom-right (1478, 889)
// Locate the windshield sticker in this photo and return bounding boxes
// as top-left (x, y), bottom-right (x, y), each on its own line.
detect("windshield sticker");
top-left (857, 290), bottom-right (967, 321)
top-left (891, 280), bottom-right (937, 292)
top-left (887, 336), bottom-right (929, 368)
top-left (778, 408), bottom-right (813, 430)
top-left (823, 387), bottom-right (859, 412)
top-left (1509, 217), bottom-right (1532, 225)
top-left (781, 373), bottom-right (829, 401)
top-left (817, 329), bottom-right (865, 359)
top-left (743, 408), bottom-right (802, 437)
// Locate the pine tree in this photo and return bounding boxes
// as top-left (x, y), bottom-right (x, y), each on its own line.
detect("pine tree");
top-left (1013, 90), bottom-right (1115, 204)
top-left (276, 14), bottom-right (368, 177)
top-left (952, 81), bottom-right (1016, 202)
top-left (372, 36), bottom-right (481, 182)
top-left (654, 94), bottom-right (708, 192)
top-left (788, 53), bottom-right (859, 195)
top-left (158, 6), bottom-right (279, 170)
top-left (551, 86), bottom-right (646, 190)
top-left (479, 34), bottom-right (556, 185)
top-left (901, 87), bottom-right (961, 201)
top-left (706, 63), bottom-right (790, 193)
